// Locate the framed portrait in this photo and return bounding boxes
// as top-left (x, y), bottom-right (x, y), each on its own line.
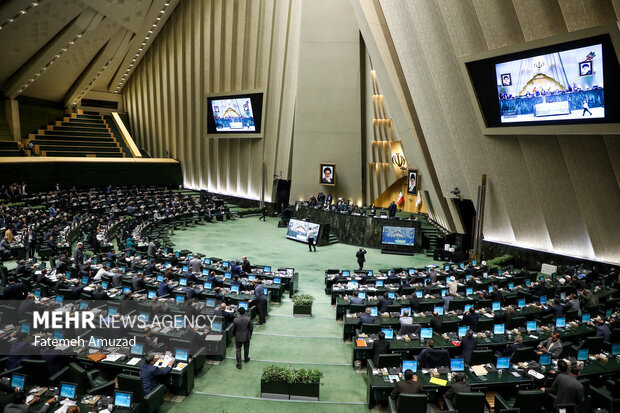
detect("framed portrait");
top-left (407, 169), bottom-right (418, 194)
top-left (319, 163), bottom-right (336, 186)
top-left (579, 60), bottom-right (593, 76)
top-left (500, 73), bottom-right (512, 86)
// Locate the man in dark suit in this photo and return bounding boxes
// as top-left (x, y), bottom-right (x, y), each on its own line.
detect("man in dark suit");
top-left (158, 278), bottom-right (173, 297)
top-left (232, 307), bottom-right (253, 369)
top-left (502, 335), bottom-right (525, 357)
top-left (409, 293), bottom-right (420, 312)
top-left (417, 340), bottom-right (449, 368)
top-left (390, 369), bottom-right (420, 400)
top-left (593, 319), bottom-right (611, 341)
top-left (388, 201), bottom-right (397, 218)
top-left (357, 307), bottom-right (376, 329)
top-left (250, 279), bottom-right (267, 325)
top-left (4, 276), bottom-right (26, 300)
top-left (54, 274), bottom-right (69, 295)
top-left (459, 330), bottom-right (476, 363)
top-left (214, 303), bottom-right (235, 330)
top-left (356, 248), bottom-right (367, 271)
top-left (132, 272), bottom-right (146, 291)
top-left (430, 311), bottom-right (443, 332)
top-left (541, 362), bottom-right (584, 409)
top-left (372, 331), bottom-right (391, 365)
top-left (378, 292), bottom-right (393, 313)
top-left (15, 261), bottom-right (32, 278)
top-left (92, 285), bottom-right (110, 300)
top-left (349, 291), bottom-right (364, 305)
top-left (139, 355), bottom-right (173, 394)
top-left (241, 256), bottom-right (251, 273)
top-left (73, 242), bottom-right (84, 268)
top-left (463, 307), bottom-right (479, 331)
top-left (444, 373), bottom-right (471, 401)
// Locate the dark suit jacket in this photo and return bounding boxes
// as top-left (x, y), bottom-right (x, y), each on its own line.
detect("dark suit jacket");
top-left (548, 372), bottom-right (584, 406)
top-left (214, 309), bottom-right (235, 329)
top-left (430, 315), bottom-right (443, 332)
top-left (233, 315), bottom-right (253, 342)
top-left (444, 381), bottom-right (471, 401)
top-left (390, 379), bottom-right (421, 399)
top-left (92, 291), bottom-right (110, 300)
top-left (357, 314), bottom-right (376, 328)
top-left (463, 312), bottom-right (479, 331)
top-left (379, 297), bottom-right (393, 313)
top-left (460, 337), bottom-right (476, 363)
top-left (4, 283), bottom-right (26, 300)
top-left (372, 339), bottom-right (391, 365)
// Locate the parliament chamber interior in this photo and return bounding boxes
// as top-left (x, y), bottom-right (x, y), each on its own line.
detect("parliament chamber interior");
top-left (0, 0), bottom-right (619, 412)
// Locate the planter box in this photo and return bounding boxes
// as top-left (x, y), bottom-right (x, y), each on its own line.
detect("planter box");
top-left (260, 379), bottom-right (289, 400)
top-left (289, 382), bottom-right (320, 401)
top-left (293, 304), bottom-right (312, 316)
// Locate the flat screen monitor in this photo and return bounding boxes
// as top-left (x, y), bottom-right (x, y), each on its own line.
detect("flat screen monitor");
top-left (286, 268), bottom-right (295, 276)
top-left (494, 324), bottom-right (505, 335)
top-left (582, 314), bottom-right (590, 323)
top-left (211, 321), bottom-right (223, 332)
top-left (381, 328), bottom-right (394, 340)
top-left (342, 270), bottom-right (350, 277)
top-left (508, 282), bottom-right (514, 290)
top-left (175, 251), bottom-right (180, 257)
top-left (157, 275), bottom-right (164, 282)
top-left (147, 291), bottom-right (157, 299)
top-left (139, 312), bottom-right (150, 322)
top-left (434, 306), bottom-right (444, 315)
top-left (408, 269), bottom-right (415, 275)
top-left (181, 266), bottom-right (189, 273)
top-left (81, 276), bottom-right (89, 285)
top-left (56, 296), bottom-right (63, 304)
top-left (90, 338), bottom-right (103, 349)
top-left (607, 309), bottom-right (613, 318)
top-left (53, 330), bottom-right (64, 340)
top-left (527, 321), bottom-right (537, 331)
top-left (20, 323), bottom-right (30, 334)
top-left (387, 270), bottom-right (393, 276)
top-left (496, 357), bottom-right (510, 369)
top-left (460, 263), bottom-right (465, 269)
top-left (224, 272), bottom-right (232, 279)
top-left (540, 296), bottom-right (548, 305)
top-left (10, 373), bottom-right (26, 390)
top-left (202, 269), bottom-right (209, 276)
top-left (175, 295), bottom-right (185, 304)
top-left (175, 348), bottom-right (189, 362)
top-left (114, 391), bottom-right (132, 408)
top-left (286, 219), bottom-right (321, 243)
top-left (577, 348), bottom-right (589, 361)
top-left (376, 280), bottom-right (384, 287)
top-left (556, 318), bottom-right (566, 328)
top-left (66, 271), bottom-right (72, 278)
top-left (369, 307), bottom-right (378, 317)
top-left (450, 358), bottom-right (465, 372)
top-left (179, 278), bottom-right (187, 286)
top-left (108, 307), bottom-right (118, 316)
top-left (203, 258), bottom-right (211, 265)
top-left (33, 289), bottom-right (41, 299)
top-left (101, 281), bottom-right (109, 290)
top-left (174, 317), bottom-right (184, 328)
top-left (239, 302), bottom-right (249, 311)
top-left (79, 302), bottom-right (88, 310)
top-left (458, 326), bottom-right (469, 338)
top-left (273, 277), bottom-right (281, 284)
top-left (206, 92), bottom-right (264, 136)
top-left (518, 299), bottom-right (526, 308)
top-left (367, 270), bottom-right (373, 277)
top-left (388, 292), bottom-right (395, 299)
top-left (472, 260), bottom-right (477, 266)
top-left (525, 280), bottom-right (531, 287)
top-left (130, 344), bottom-right (144, 356)
top-left (441, 289), bottom-right (448, 297)
top-left (60, 382), bottom-right (78, 400)
top-left (205, 298), bottom-right (216, 307)
top-left (488, 286), bottom-right (493, 293)
top-left (466, 288), bottom-right (473, 295)
top-left (204, 282), bottom-right (212, 290)
top-left (539, 353), bottom-right (552, 366)
top-left (611, 343), bottom-right (620, 356)
top-left (464, 304), bottom-right (473, 312)
top-left (263, 266), bottom-right (271, 273)
top-left (402, 360), bottom-right (417, 372)
top-left (400, 307), bottom-right (411, 316)
top-left (498, 269), bottom-right (503, 275)
top-left (415, 291), bottom-right (423, 298)
top-left (492, 302), bottom-right (501, 311)
top-left (248, 275), bottom-right (256, 281)
top-left (420, 328), bottom-right (433, 339)
top-left (231, 285), bottom-right (239, 293)
top-left (358, 292), bottom-right (366, 299)
top-left (122, 287), bottom-right (131, 295)
top-left (381, 226), bottom-right (415, 246)
top-left (444, 265), bottom-right (450, 271)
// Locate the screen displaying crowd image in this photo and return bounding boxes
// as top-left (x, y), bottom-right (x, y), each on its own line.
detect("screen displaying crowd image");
top-left (211, 98), bottom-right (256, 131)
top-left (496, 44), bottom-right (604, 123)
top-left (285, 218), bottom-right (321, 243)
top-left (381, 226), bottom-right (415, 246)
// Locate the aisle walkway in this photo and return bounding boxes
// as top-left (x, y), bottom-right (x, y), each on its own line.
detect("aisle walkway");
top-left (165, 216), bottom-right (440, 412)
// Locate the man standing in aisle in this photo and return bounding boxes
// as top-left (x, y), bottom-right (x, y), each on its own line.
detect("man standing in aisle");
top-left (307, 226), bottom-right (318, 252)
top-left (250, 279), bottom-right (267, 325)
top-left (356, 248), bottom-right (367, 270)
top-left (233, 307), bottom-right (253, 369)
top-left (73, 242), bottom-right (84, 268)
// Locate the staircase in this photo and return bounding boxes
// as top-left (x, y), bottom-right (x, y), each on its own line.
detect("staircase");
top-left (23, 110), bottom-right (130, 158)
top-left (327, 233), bottom-right (340, 245)
top-left (0, 141), bottom-right (24, 157)
top-left (423, 226), bottom-right (444, 257)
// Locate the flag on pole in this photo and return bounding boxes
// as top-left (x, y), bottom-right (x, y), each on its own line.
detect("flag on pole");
top-left (415, 190), bottom-right (422, 207)
top-left (397, 191), bottom-right (404, 205)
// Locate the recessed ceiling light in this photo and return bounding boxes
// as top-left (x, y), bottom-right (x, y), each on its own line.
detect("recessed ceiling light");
top-left (20, 10), bottom-right (26, 14)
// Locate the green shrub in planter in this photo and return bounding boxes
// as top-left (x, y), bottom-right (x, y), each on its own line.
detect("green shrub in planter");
top-left (486, 254), bottom-right (513, 270)
top-left (261, 365), bottom-right (290, 397)
top-left (261, 366), bottom-right (323, 400)
top-left (292, 294), bottom-right (313, 316)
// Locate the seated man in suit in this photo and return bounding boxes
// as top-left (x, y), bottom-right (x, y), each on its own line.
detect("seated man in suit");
top-left (139, 355), bottom-right (174, 395)
top-left (158, 278), bottom-right (174, 297)
top-left (15, 260), bottom-right (32, 278)
top-left (399, 310), bottom-right (413, 326)
top-left (537, 332), bottom-right (563, 359)
top-left (390, 369), bottom-right (420, 400)
top-left (417, 340), bottom-right (449, 369)
top-left (372, 331), bottom-right (391, 365)
top-left (460, 329), bottom-right (476, 363)
top-left (132, 272), bottom-right (146, 291)
top-left (592, 318), bottom-right (611, 341)
top-left (4, 276), bottom-right (26, 300)
top-left (430, 311), bottom-right (443, 331)
top-left (356, 307), bottom-right (376, 329)
top-left (36, 269), bottom-right (55, 287)
top-left (501, 335), bottom-right (524, 357)
top-left (378, 292), bottom-right (393, 313)
top-left (4, 392), bottom-right (57, 413)
top-left (349, 291), bottom-right (364, 305)
top-left (463, 307), bottom-right (479, 331)
top-left (444, 373), bottom-right (471, 402)
top-left (214, 303), bottom-right (235, 330)
top-left (92, 285), bottom-right (110, 300)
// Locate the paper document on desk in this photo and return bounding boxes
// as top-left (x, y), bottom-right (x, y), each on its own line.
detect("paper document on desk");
top-left (174, 363), bottom-right (187, 371)
top-left (127, 357), bottom-right (141, 365)
top-left (105, 354), bottom-right (124, 362)
top-left (527, 370), bottom-right (545, 379)
top-left (471, 365), bottom-right (488, 376)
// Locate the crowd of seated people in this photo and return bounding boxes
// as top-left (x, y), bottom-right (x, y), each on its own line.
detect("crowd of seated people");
top-left (326, 261), bottom-right (619, 411)
top-left (0, 184), bottom-right (280, 412)
top-left (305, 193), bottom-right (419, 221)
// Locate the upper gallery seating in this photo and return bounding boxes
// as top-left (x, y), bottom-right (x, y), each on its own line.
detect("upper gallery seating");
top-left (0, 141), bottom-right (24, 157)
top-left (23, 111), bottom-right (132, 158)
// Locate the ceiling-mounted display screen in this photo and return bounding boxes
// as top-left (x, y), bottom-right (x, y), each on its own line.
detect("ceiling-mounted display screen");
top-left (465, 33), bottom-right (620, 130)
top-left (205, 91), bottom-right (264, 138)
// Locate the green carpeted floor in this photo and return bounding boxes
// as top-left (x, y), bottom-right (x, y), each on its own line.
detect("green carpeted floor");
top-left (164, 216), bottom-right (443, 412)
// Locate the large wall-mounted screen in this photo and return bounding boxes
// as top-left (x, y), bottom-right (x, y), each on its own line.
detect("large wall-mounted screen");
top-left (286, 219), bottom-right (320, 243)
top-left (206, 92), bottom-right (264, 137)
top-left (381, 226), bottom-right (415, 246)
top-left (466, 34), bottom-right (620, 129)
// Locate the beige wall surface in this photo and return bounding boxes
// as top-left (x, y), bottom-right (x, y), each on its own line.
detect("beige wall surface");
top-left (123, 0), bottom-right (301, 201)
top-left (289, 0), bottom-right (363, 204)
top-left (377, 0), bottom-right (620, 264)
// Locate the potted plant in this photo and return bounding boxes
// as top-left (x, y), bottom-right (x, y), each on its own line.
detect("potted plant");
top-left (260, 365), bottom-right (290, 399)
top-left (288, 368), bottom-right (323, 400)
top-left (292, 294), bottom-right (314, 316)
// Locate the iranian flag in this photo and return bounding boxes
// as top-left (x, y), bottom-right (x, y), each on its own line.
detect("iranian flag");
top-left (397, 191), bottom-right (404, 205)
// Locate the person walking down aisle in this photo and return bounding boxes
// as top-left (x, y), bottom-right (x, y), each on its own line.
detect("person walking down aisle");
top-left (259, 206), bottom-right (267, 221)
top-left (250, 279), bottom-right (267, 325)
top-left (307, 226), bottom-right (318, 252)
top-left (356, 248), bottom-right (367, 270)
top-left (233, 307), bottom-right (253, 369)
